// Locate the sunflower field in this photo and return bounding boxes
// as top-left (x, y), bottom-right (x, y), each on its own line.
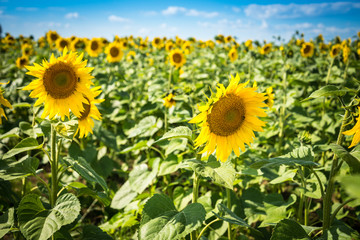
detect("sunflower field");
top-left (1, 30), bottom-right (360, 240)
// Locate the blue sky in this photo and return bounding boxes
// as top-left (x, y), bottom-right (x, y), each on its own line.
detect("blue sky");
top-left (1, 0), bottom-right (360, 42)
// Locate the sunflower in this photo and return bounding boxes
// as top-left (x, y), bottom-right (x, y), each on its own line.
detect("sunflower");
top-left (319, 42), bottom-right (328, 54)
top-left (189, 74), bottom-right (267, 162)
top-left (206, 40), bottom-right (215, 49)
top-left (225, 36), bottom-right (233, 43)
top-left (21, 43), bottom-right (34, 56)
top-left (169, 49), bottom-right (186, 68)
top-left (330, 44), bottom-right (341, 58)
top-left (75, 87), bottom-right (103, 138)
top-left (163, 93), bottom-right (176, 108)
top-left (23, 47), bottom-right (94, 120)
top-left (16, 56), bottom-right (29, 69)
top-left (0, 88), bottom-right (13, 124)
top-left (182, 41), bottom-right (192, 54)
top-left (152, 37), bottom-right (163, 49)
top-left (228, 48), bottom-right (238, 62)
top-left (86, 38), bottom-right (103, 57)
top-left (38, 36), bottom-right (46, 48)
top-left (300, 42), bottom-right (314, 58)
top-left (342, 45), bottom-right (351, 63)
top-left (260, 43), bottom-right (272, 55)
top-left (245, 40), bottom-right (253, 50)
top-left (71, 38), bottom-right (87, 51)
top-left (126, 50), bottom-right (136, 62)
top-left (165, 41), bottom-right (174, 52)
top-left (265, 87), bottom-right (275, 108)
top-left (46, 30), bottom-right (60, 47)
top-left (147, 58), bottom-right (154, 66)
top-left (105, 42), bottom-right (123, 63)
top-left (344, 107), bottom-right (360, 148)
top-left (56, 37), bottom-right (70, 52)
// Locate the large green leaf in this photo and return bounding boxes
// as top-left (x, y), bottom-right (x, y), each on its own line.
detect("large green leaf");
top-left (213, 203), bottom-right (250, 227)
top-left (3, 138), bottom-right (42, 159)
top-left (251, 145), bottom-right (317, 169)
top-left (63, 157), bottom-right (108, 191)
top-left (81, 225), bottom-right (112, 240)
top-left (319, 220), bottom-right (360, 240)
top-left (128, 158), bottom-right (159, 194)
top-left (331, 144), bottom-right (360, 174)
top-left (0, 157), bottom-right (39, 181)
top-left (17, 193), bottom-right (80, 240)
top-left (338, 175), bottom-right (360, 200)
top-left (127, 116), bottom-right (162, 138)
top-left (155, 126), bottom-right (193, 143)
top-left (0, 207), bottom-right (14, 238)
top-left (186, 156), bottom-right (235, 189)
top-left (110, 181), bottom-right (138, 210)
top-left (67, 182), bottom-right (111, 206)
top-left (270, 219), bottom-right (310, 240)
top-left (139, 194), bottom-right (206, 240)
top-left (306, 85), bottom-right (348, 99)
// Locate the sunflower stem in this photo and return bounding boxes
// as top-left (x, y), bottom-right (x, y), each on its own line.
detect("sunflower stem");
top-left (325, 57), bottom-right (335, 85)
top-left (197, 218), bottom-right (221, 240)
top-left (322, 107), bottom-right (350, 231)
top-left (278, 63), bottom-right (287, 154)
top-left (168, 66), bottom-right (173, 91)
top-left (191, 154), bottom-right (202, 240)
top-left (50, 125), bottom-right (58, 207)
top-left (226, 188), bottom-right (233, 240)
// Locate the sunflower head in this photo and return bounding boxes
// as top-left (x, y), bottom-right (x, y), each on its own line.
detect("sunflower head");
top-left (330, 44), bottom-right (341, 58)
top-left (265, 87), bottom-right (275, 108)
top-left (189, 74), bottom-right (267, 162)
top-left (126, 51), bottom-right (136, 62)
top-left (343, 106), bottom-right (360, 148)
top-left (152, 37), bottom-right (163, 49)
top-left (21, 43), bottom-right (34, 56)
top-left (86, 38), bottom-right (103, 57)
top-left (165, 41), bottom-right (174, 52)
top-left (260, 43), bottom-right (272, 55)
top-left (163, 93), bottom-right (176, 108)
top-left (105, 42), bottom-right (123, 63)
top-left (0, 87), bottom-right (13, 124)
top-left (228, 48), bottom-right (238, 62)
top-left (245, 40), bottom-right (253, 50)
top-left (23, 47), bottom-right (95, 120)
top-left (46, 30), bottom-right (60, 46)
top-left (56, 38), bottom-right (70, 52)
top-left (301, 42), bottom-right (314, 58)
top-left (16, 56), bottom-right (29, 69)
top-left (169, 49), bottom-right (186, 68)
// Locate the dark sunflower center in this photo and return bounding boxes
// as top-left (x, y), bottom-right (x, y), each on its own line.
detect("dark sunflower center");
top-left (172, 53), bottom-right (182, 63)
top-left (155, 38), bottom-right (160, 44)
top-left (25, 48), bottom-right (30, 55)
top-left (304, 44), bottom-right (311, 54)
top-left (110, 47), bottom-right (120, 57)
top-left (91, 41), bottom-right (99, 51)
top-left (332, 48), bottom-right (339, 56)
top-left (79, 98), bottom-right (91, 120)
top-left (207, 94), bottom-right (246, 136)
top-left (20, 58), bottom-right (27, 66)
top-left (50, 33), bottom-right (58, 41)
top-left (264, 46), bottom-right (270, 52)
top-left (60, 40), bottom-right (68, 48)
top-left (122, 42), bottom-right (127, 48)
top-left (231, 52), bottom-right (235, 58)
top-left (43, 62), bottom-right (77, 99)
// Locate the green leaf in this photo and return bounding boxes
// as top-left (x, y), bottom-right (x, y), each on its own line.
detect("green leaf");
top-left (330, 144), bottom-right (360, 174)
top-left (251, 145), bottom-right (317, 169)
top-left (0, 157), bottom-right (39, 181)
top-left (214, 203), bottom-right (250, 227)
top-left (306, 85), bottom-right (348, 100)
top-left (110, 181), bottom-right (138, 210)
top-left (0, 127), bottom-right (20, 140)
top-left (320, 220), bottom-right (360, 240)
top-left (3, 138), bottom-right (42, 159)
top-left (127, 116), bottom-right (161, 138)
top-left (186, 157), bottom-right (235, 189)
top-left (17, 193), bottom-right (81, 240)
top-left (158, 154), bottom-right (181, 176)
top-left (67, 182), bottom-right (111, 206)
top-left (270, 219), bottom-right (310, 240)
top-left (81, 225), bottom-right (112, 240)
top-left (139, 194), bottom-right (206, 240)
top-left (63, 157), bottom-right (108, 192)
top-left (155, 126), bottom-right (192, 143)
top-left (120, 140), bottom-right (150, 153)
top-left (338, 175), bottom-right (360, 200)
top-left (0, 207), bottom-right (14, 238)
top-left (270, 169), bottom-right (297, 184)
top-left (128, 158), bottom-right (159, 194)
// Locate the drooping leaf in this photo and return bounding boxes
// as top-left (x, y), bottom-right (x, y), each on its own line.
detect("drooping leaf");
top-left (155, 126), bottom-right (193, 143)
top-left (67, 182), bottom-right (111, 206)
top-left (139, 194), bottom-right (206, 240)
top-left (306, 85), bottom-right (348, 100)
top-left (63, 157), bottom-right (108, 191)
top-left (271, 219), bottom-right (310, 240)
top-left (330, 144), bottom-right (360, 174)
top-left (0, 157), bottom-right (39, 181)
top-left (3, 138), bottom-right (42, 159)
top-left (110, 181), bottom-right (138, 210)
top-left (0, 207), bottom-right (14, 238)
top-left (128, 158), bottom-right (159, 194)
top-left (17, 193), bottom-right (81, 240)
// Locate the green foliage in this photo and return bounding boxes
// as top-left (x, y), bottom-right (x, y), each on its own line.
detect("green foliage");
top-left (2, 137), bottom-right (42, 159)
top-left (270, 219), bottom-right (310, 240)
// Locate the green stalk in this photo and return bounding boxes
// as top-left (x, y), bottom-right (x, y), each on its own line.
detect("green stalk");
top-left (226, 188), bottom-right (233, 240)
top-left (50, 125), bottom-right (58, 207)
top-left (197, 218), bottom-right (221, 240)
top-left (278, 64), bottom-right (287, 154)
top-left (168, 66), bottom-right (173, 91)
top-left (325, 58), bottom-right (335, 85)
top-left (322, 108), bottom-right (349, 231)
top-left (191, 154), bottom-right (202, 240)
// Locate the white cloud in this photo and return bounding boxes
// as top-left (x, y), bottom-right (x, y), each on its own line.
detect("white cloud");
top-left (108, 15), bottom-right (131, 22)
top-left (65, 12), bottom-right (78, 19)
top-left (244, 2), bottom-right (360, 19)
top-left (162, 6), bottom-right (218, 18)
top-left (37, 22), bottom-right (62, 27)
top-left (232, 7), bottom-right (241, 13)
top-left (16, 7), bottom-right (38, 11)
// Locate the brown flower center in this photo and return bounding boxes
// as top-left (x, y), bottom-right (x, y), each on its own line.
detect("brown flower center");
top-left (43, 62), bottom-right (77, 99)
top-left (91, 41), bottom-right (99, 51)
top-left (172, 53), bottom-right (182, 64)
top-left (110, 46), bottom-right (120, 57)
top-left (303, 44), bottom-right (312, 54)
top-left (60, 40), bottom-right (68, 48)
top-left (207, 94), bottom-right (246, 136)
top-left (50, 33), bottom-right (58, 41)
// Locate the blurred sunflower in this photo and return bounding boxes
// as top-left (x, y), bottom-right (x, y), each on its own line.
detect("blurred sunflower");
top-left (260, 43), bottom-right (272, 55)
top-left (147, 58), bottom-right (154, 66)
top-left (152, 37), bottom-right (163, 49)
top-left (46, 30), bottom-right (60, 47)
top-left (86, 38), bottom-right (103, 57)
top-left (105, 42), bottom-right (123, 63)
top-left (265, 87), bottom-right (275, 108)
top-left (0, 87), bottom-right (13, 124)
top-left (21, 43), bottom-right (34, 57)
top-left (56, 38), bottom-right (70, 52)
top-left (169, 49), bottom-right (186, 68)
top-left (225, 36), bottom-right (233, 43)
top-left (228, 48), bottom-right (238, 62)
top-left (344, 107), bottom-right (360, 148)
top-left (16, 56), bottom-right (29, 69)
top-left (163, 93), bottom-right (176, 108)
top-left (301, 42), bottom-right (314, 58)
top-left (71, 37), bottom-right (87, 51)
top-left (206, 40), bottom-right (215, 49)
top-left (342, 45), bottom-right (351, 63)
top-left (38, 36), bottom-right (46, 48)
top-left (245, 40), bottom-right (253, 50)
top-left (126, 50), bottom-right (136, 62)
top-left (75, 87), bottom-right (103, 138)
top-left (189, 74), bottom-right (267, 162)
top-left (330, 44), bottom-right (341, 58)
top-left (23, 47), bottom-right (95, 120)
top-left (319, 42), bottom-right (328, 54)
top-left (165, 41), bottom-right (174, 52)
top-left (182, 41), bottom-right (192, 54)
